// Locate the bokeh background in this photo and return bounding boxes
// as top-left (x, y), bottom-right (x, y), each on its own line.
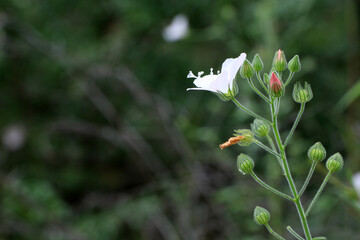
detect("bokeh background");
top-left (0, 0), bottom-right (359, 239)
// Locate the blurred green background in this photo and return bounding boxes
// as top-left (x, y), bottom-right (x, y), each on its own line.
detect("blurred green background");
top-left (0, 0), bottom-right (359, 239)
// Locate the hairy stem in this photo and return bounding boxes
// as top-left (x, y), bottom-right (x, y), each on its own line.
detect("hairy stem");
top-left (253, 139), bottom-right (282, 158)
top-left (306, 171), bottom-right (333, 217)
top-left (271, 99), bottom-right (312, 240)
top-left (284, 103), bottom-right (305, 147)
top-left (250, 172), bottom-right (293, 201)
top-left (256, 71), bottom-right (269, 93)
top-left (287, 226), bottom-right (305, 240)
top-left (265, 223), bottom-right (286, 240)
top-left (299, 161), bottom-right (317, 197)
top-left (231, 98), bottom-right (272, 125)
top-left (247, 78), bottom-right (271, 103)
top-left (285, 71), bottom-right (295, 87)
top-left (266, 134), bottom-right (283, 169)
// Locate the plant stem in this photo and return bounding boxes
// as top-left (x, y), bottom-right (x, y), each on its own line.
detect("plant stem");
top-left (285, 71), bottom-right (295, 87)
top-left (265, 223), bottom-right (286, 240)
top-left (256, 71), bottom-right (269, 93)
top-left (250, 172), bottom-right (293, 201)
top-left (306, 171), bottom-right (333, 217)
top-left (231, 98), bottom-right (272, 125)
top-left (253, 139), bottom-right (282, 158)
top-left (270, 99), bottom-right (312, 240)
top-left (299, 161), bottom-right (317, 197)
top-left (266, 134), bottom-right (283, 169)
top-left (287, 226), bottom-right (305, 240)
top-left (284, 103), bottom-right (305, 147)
top-left (247, 78), bottom-right (271, 103)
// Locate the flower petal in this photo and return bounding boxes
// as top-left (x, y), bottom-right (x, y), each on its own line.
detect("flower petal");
top-left (221, 53), bottom-right (246, 86)
top-left (187, 74), bottom-right (218, 92)
top-left (209, 70), bottom-right (229, 93)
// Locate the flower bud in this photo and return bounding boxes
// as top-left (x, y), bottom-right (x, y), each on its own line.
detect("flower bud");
top-left (237, 154), bottom-right (254, 175)
top-left (272, 49), bottom-right (287, 72)
top-left (269, 72), bottom-right (284, 97)
top-left (293, 82), bottom-right (313, 103)
top-left (251, 119), bottom-right (270, 137)
top-left (252, 54), bottom-right (264, 72)
top-left (263, 73), bottom-right (270, 85)
top-left (253, 206), bottom-right (270, 225)
top-left (288, 55), bottom-right (301, 72)
top-left (240, 59), bottom-right (255, 79)
top-left (233, 129), bottom-right (254, 146)
top-left (326, 153), bottom-right (344, 172)
top-left (307, 142), bottom-right (326, 162)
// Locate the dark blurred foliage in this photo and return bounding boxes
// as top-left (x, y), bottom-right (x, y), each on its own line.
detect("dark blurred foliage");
top-left (0, 0), bottom-right (359, 239)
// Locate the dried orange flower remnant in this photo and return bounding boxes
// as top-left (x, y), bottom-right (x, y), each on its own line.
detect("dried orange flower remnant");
top-left (219, 136), bottom-right (245, 149)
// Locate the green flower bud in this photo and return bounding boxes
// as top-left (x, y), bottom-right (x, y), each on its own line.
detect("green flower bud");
top-left (233, 129), bottom-right (254, 146)
top-left (272, 49), bottom-right (287, 72)
top-left (307, 142), bottom-right (326, 162)
top-left (253, 206), bottom-right (270, 225)
top-left (240, 59), bottom-right (255, 79)
top-left (263, 73), bottom-right (270, 85)
top-left (252, 54), bottom-right (264, 72)
top-left (326, 153), bottom-right (344, 172)
top-left (251, 119), bottom-right (270, 137)
top-left (237, 154), bottom-right (255, 175)
top-left (292, 82), bottom-right (313, 104)
top-left (288, 55), bottom-right (301, 72)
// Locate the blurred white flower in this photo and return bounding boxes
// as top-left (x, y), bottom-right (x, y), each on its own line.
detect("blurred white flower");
top-left (187, 53), bottom-right (246, 93)
top-left (352, 172), bottom-right (360, 198)
top-left (2, 124), bottom-right (26, 151)
top-left (162, 14), bottom-right (188, 42)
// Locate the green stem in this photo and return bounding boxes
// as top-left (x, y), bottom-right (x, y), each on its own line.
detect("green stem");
top-left (299, 161), bottom-right (317, 197)
top-left (253, 139), bottom-right (282, 158)
top-left (287, 226), bottom-right (305, 240)
top-left (285, 71), bottom-right (295, 87)
top-left (231, 98), bottom-right (272, 125)
top-left (284, 103), bottom-right (305, 147)
top-left (265, 223), bottom-right (286, 240)
top-left (247, 78), bottom-right (271, 103)
top-left (306, 171), bottom-right (333, 217)
top-left (256, 72), bottom-right (269, 93)
top-left (271, 99), bottom-right (312, 240)
top-left (250, 172), bottom-right (293, 201)
top-left (266, 134), bottom-right (283, 169)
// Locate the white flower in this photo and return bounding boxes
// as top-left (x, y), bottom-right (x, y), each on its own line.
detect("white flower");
top-left (352, 172), bottom-right (360, 198)
top-left (187, 53), bottom-right (246, 94)
top-left (162, 14), bottom-right (189, 42)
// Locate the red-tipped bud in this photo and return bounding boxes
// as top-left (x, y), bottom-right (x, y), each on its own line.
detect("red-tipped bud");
top-left (273, 49), bottom-right (287, 72)
top-left (269, 72), bottom-right (284, 97)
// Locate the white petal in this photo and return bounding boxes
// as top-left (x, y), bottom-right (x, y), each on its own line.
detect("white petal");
top-left (209, 70), bottom-right (230, 93)
top-left (221, 53), bottom-right (247, 84)
top-left (188, 74), bottom-right (218, 92)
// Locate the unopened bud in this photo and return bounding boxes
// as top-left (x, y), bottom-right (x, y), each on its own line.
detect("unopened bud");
top-left (263, 73), bottom-right (270, 85)
top-left (326, 153), bottom-right (344, 172)
top-left (308, 142), bottom-right (326, 162)
top-left (240, 59), bottom-right (255, 79)
top-left (270, 72), bottom-right (284, 97)
top-left (251, 119), bottom-right (270, 137)
top-left (252, 54), bottom-right (264, 72)
top-left (253, 206), bottom-right (270, 225)
top-left (288, 55), bottom-right (301, 72)
top-left (293, 82), bottom-right (313, 103)
top-left (273, 49), bottom-right (287, 72)
top-left (237, 154), bottom-right (254, 175)
top-left (234, 129), bottom-right (254, 146)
